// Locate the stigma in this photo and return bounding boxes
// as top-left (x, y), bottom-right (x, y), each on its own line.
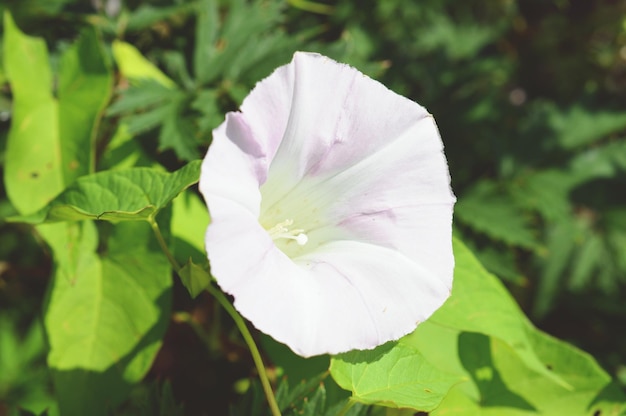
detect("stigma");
top-left (267, 219), bottom-right (308, 246)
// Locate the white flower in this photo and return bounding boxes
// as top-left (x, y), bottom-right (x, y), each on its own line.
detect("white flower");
top-left (200, 52), bottom-right (455, 357)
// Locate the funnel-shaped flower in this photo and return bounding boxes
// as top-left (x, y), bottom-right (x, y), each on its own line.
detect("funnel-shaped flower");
top-left (200, 52), bottom-right (455, 357)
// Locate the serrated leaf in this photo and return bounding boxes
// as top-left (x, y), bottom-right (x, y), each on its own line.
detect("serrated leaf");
top-left (297, 383), bottom-right (326, 416)
top-left (513, 169), bottom-right (573, 222)
top-left (533, 219), bottom-right (578, 317)
top-left (39, 220), bottom-right (171, 415)
top-left (106, 80), bottom-right (172, 116)
top-left (193, 0), bottom-right (219, 82)
top-left (276, 373), bottom-right (327, 414)
top-left (548, 105), bottom-right (626, 149)
top-left (11, 160), bottom-right (201, 224)
top-left (568, 234), bottom-right (602, 290)
top-left (455, 181), bottom-right (539, 249)
top-left (330, 340), bottom-right (463, 411)
top-left (126, 3), bottom-right (194, 32)
top-left (157, 97), bottom-right (200, 161)
top-left (194, 0), bottom-right (293, 85)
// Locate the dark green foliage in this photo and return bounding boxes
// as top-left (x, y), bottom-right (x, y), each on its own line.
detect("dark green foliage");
top-left (1, 0), bottom-right (625, 414)
top-left (233, 375), bottom-right (369, 416)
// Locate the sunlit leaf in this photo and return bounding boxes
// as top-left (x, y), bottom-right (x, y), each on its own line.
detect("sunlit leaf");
top-left (171, 191), bottom-right (210, 264)
top-left (112, 40), bottom-right (175, 87)
top-left (39, 220), bottom-right (171, 415)
top-left (12, 161), bottom-right (201, 224)
top-left (57, 26), bottom-right (112, 182)
top-left (3, 11), bottom-right (62, 214)
top-left (330, 340), bottom-right (463, 411)
top-left (3, 11), bottom-right (111, 215)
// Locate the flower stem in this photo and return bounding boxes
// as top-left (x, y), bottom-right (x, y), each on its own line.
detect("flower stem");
top-left (148, 217), bottom-right (281, 416)
top-left (206, 284), bottom-right (282, 416)
top-left (148, 217), bottom-right (181, 272)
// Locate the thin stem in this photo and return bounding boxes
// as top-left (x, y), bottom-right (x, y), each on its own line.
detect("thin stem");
top-left (148, 217), bottom-right (181, 272)
top-left (149, 216), bottom-right (280, 415)
top-left (206, 284), bottom-right (282, 416)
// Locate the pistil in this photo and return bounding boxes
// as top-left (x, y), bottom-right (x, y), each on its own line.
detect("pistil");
top-left (267, 219), bottom-right (308, 246)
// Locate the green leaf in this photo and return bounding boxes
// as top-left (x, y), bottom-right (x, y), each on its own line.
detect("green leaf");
top-left (568, 233), bottom-right (602, 290)
top-left (330, 238), bottom-right (618, 412)
top-left (330, 340), bottom-right (464, 411)
top-left (430, 239), bottom-right (566, 387)
top-left (193, 0), bottom-right (295, 86)
top-left (178, 259), bottom-right (211, 298)
top-left (112, 40), bottom-right (175, 87)
top-left (548, 104), bottom-right (626, 149)
top-left (125, 3), bottom-right (194, 32)
top-left (11, 160), bottom-right (201, 224)
top-left (39, 220), bottom-right (172, 415)
top-left (3, 11), bottom-right (63, 214)
top-left (193, 0), bottom-right (219, 82)
top-left (455, 181), bottom-right (539, 250)
top-left (108, 49), bottom-right (201, 161)
top-left (106, 80), bottom-right (172, 116)
top-left (171, 191), bottom-right (210, 265)
top-left (57, 26), bottom-right (112, 182)
top-left (3, 11), bottom-right (112, 215)
top-left (430, 330), bottom-right (626, 415)
top-left (406, 239), bottom-right (625, 415)
top-left (157, 95), bottom-right (200, 161)
top-left (533, 219), bottom-right (578, 317)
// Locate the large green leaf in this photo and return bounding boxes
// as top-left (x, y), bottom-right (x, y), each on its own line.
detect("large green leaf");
top-left (57, 26), bottom-right (112, 182)
top-left (171, 191), bottom-right (210, 264)
top-left (39, 220), bottom-right (172, 415)
top-left (12, 160), bottom-right (201, 224)
top-left (3, 12), bottom-right (112, 215)
top-left (3, 11), bottom-right (62, 214)
top-left (427, 239), bottom-right (562, 386)
top-left (427, 329), bottom-right (626, 415)
top-left (330, 341), bottom-right (464, 411)
top-left (329, 239), bottom-right (623, 413)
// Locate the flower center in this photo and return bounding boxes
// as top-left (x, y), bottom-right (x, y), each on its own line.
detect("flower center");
top-left (267, 219), bottom-right (308, 246)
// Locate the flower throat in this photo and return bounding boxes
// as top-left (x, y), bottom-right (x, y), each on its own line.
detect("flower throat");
top-left (267, 219), bottom-right (308, 246)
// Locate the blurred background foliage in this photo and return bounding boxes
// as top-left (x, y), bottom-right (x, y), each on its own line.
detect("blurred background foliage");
top-left (0, 0), bottom-right (625, 414)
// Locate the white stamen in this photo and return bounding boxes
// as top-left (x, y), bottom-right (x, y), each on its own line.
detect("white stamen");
top-left (267, 219), bottom-right (308, 246)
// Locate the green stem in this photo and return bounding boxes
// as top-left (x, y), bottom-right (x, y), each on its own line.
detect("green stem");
top-left (148, 218), bottom-right (281, 415)
top-left (206, 284), bottom-right (282, 416)
top-left (149, 217), bottom-right (181, 272)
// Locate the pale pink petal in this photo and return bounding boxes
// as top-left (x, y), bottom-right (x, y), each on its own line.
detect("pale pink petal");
top-left (200, 51), bottom-right (456, 357)
top-left (222, 239), bottom-right (450, 358)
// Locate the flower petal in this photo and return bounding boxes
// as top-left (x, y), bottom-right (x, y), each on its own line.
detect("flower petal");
top-left (224, 239), bottom-right (450, 358)
top-left (200, 51), bottom-right (456, 357)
